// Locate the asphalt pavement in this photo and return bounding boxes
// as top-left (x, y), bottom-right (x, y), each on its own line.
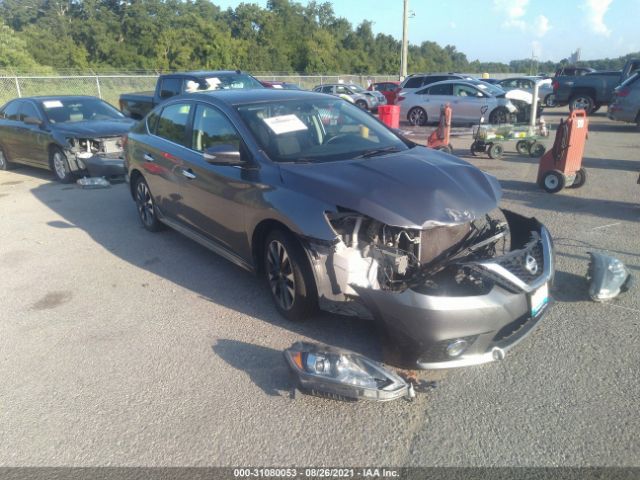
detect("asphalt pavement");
top-left (0, 109), bottom-right (638, 467)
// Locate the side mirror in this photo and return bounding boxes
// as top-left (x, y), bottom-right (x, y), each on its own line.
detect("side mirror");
top-left (24, 116), bottom-right (42, 126)
top-left (203, 144), bottom-right (244, 165)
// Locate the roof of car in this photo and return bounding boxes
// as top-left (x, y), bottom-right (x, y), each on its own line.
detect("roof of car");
top-left (165, 70), bottom-right (248, 78)
top-left (18, 95), bottom-right (104, 102)
top-left (187, 88), bottom-right (329, 105)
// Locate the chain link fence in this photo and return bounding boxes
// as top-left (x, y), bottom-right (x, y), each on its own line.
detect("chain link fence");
top-left (0, 72), bottom-right (518, 107)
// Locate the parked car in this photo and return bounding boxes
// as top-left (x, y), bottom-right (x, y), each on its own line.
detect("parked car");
top-left (554, 66), bottom-right (595, 77)
top-left (119, 70), bottom-right (264, 120)
top-left (552, 59), bottom-right (640, 114)
top-left (497, 76), bottom-right (556, 107)
top-left (398, 73), bottom-right (473, 97)
top-left (125, 89), bottom-right (554, 369)
top-left (260, 80), bottom-right (303, 90)
top-left (397, 79), bottom-right (518, 126)
top-left (608, 72), bottom-right (640, 129)
top-left (0, 96), bottom-right (134, 182)
top-left (312, 83), bottom-right (385, 111)
top-left (368, 81), bottom-right (400, 105)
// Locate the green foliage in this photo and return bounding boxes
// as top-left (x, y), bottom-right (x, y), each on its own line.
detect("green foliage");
top-left (0, 0), bottom-right (637, 75)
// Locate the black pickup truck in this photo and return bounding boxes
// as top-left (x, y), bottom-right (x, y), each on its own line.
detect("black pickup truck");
top-left (552, 59), bottom-right (640, 114)
top-left (119, 70), bottom-right (264, 119)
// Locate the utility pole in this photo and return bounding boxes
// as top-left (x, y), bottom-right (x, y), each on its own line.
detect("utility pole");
top-left (400, 0), bottom-right (409, 80)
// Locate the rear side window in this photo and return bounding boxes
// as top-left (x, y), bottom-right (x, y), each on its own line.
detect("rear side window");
top-left (191, 104), bottom-right (240, 152)
top-left (427, 83), bottom-right (453, 95)
top-left (1, 101), bottom-right (21, 120)
top-left (403, 77), bottom-right (423, 88)
top-left (159, 78), bottom-right (183, 99)
top-left (320, 86), bottom-right (333, 93)
top-left (156, 103), bottom-right (192, 146)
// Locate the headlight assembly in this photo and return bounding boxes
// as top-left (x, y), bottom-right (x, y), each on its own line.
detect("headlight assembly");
top-left (284, 342), bottom-right (414, 402)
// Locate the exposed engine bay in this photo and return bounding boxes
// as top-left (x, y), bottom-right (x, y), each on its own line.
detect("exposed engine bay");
top-left (320, 208), bottom-right (526, 303)
top-left (65, 136), bottom-right (124, 171)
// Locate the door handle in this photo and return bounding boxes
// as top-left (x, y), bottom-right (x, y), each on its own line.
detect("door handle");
top-left (143, 153), bottom-right (155, 162)
top-left (181, 168), bottom-right (196, 180)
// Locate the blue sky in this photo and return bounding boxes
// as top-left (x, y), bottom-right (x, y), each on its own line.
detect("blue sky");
top-left (213, 0), bottom-right (639, 62)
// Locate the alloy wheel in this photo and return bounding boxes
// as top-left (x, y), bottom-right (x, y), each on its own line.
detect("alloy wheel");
top-left (53, 151), bottom-right (68, 180)
top-left (409, 108), bottom-right (426, 126)
top-left (136, 181), bottom-right (155, 227)
top-left (0, 149), bottom-right (6, 169)
top-left (266, 239), bottom-right (296, 311)
top-left (544, 175), bottom-right (559, 190)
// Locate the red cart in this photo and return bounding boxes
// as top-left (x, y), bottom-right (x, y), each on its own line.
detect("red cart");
top-left (427, 104), bottom-right (452, 154)
top-left (537, 110), bottom-right (589, 193)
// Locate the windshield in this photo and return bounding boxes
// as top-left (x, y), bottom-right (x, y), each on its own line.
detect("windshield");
top-left (347, 84), bottom-right (366, 93)
top-left (474, 81), bottom-right (505, 96)
top-left (199, 73), bottom-right (264, 91)
top-left (619, 72), bottom-right (640, 87)
top-left (39, 98), bottom-right (124, 124)
top-left (237, 97), bottom-right (409, 164)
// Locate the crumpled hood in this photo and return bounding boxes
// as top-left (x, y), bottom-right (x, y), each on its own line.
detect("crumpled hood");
top-left (505, 89), bottom-right (533, 104)
top-left (53, 119), bottom-right (135, 138)
top-left (279, 146), bottom-right (502, 229)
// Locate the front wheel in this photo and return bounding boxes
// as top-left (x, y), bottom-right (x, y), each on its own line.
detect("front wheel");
top-left (542, 170), bottom-right (566, 193)
top-left (528, 142), bottom-right (546, 158)
top-left (488, 143), bottom-right (504, 159)
top-left (408, 107), bottom-right (427, 126)
top-left (489, 108), bottom-right (508, 124)
top-left (0, 145), bottom-right (13, 171)
top-left (264, 230), bottom-right (317, 322)
top-left (544, 94), bottom-right (557, 107)
top-left (516, 140), bottom-right (529, 155)
top-left (356, 100), bottom-right (368, 110)
top-left (569, 94), bottom-right (595, 114)
top-left (49, 147), bottom-right (74, 183)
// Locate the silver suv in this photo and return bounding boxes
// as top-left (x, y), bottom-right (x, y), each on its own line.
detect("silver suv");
top-left (313, 83), bottom-right (386, 111)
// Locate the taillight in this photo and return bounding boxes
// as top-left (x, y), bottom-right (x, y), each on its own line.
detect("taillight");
top-left (616, 88), bottom-right (631, 97)
top-left (552, 80), bottom-right (559, 91)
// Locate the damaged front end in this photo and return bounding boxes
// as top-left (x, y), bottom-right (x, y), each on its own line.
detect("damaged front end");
top-left (65, 137), bottom-right (126, 178)
top-left (306, 208), bottom-right (554, 369)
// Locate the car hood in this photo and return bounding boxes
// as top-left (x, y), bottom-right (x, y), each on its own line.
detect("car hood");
top-left (53, 119), bottom-right (135, 138)
top-left (279, 146), bottom-right (502, 229)
top-left (505, 89), bottom-right (533, 104)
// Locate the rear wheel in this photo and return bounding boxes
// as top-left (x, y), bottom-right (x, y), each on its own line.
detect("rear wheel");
top-left (541, 170), bottom-right (566, 193)
top-left (544, 94), bottom-right (557, 107)
top-left (264, 229), bottom-right (317, 322)
top-left (569, 94), bottom-right (594, 114)
top-left (570, 168), bottom-right (587, 188)
top-left (49, 147), bottom-right (74, 183)
top-left (516, 140), bottom-right (529, 155)
top-left (528, 142), bottom-right (546, 157)
top-left (488, 143), bottom-right (504, 159)
top-left (356, 100), bottom-right (368, 110)
top-left (134, 176), bottom-right (164, 232)
top-left (0, 145), bottom-right (13, 171)
top-left (408, 107), bottom-right (427, 126)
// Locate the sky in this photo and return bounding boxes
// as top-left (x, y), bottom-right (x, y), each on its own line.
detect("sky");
top-left (213, 0), bottom-right (639, 63)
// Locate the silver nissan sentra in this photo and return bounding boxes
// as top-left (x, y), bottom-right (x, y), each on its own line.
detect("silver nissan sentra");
top-left (125, 89), bottom-right (554, 369)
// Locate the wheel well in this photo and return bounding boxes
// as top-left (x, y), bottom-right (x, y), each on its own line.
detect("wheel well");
top-left (129, 169), bottom-right (142, 198)
top-left (251, 219), bottom-right (295, 273)
top-left (489, 106), bottom-right (508, 119)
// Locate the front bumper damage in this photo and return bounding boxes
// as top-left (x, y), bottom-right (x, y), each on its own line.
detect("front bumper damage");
top-left (65, 137), bottom-right (126, 178)
top-left (305, 209), bottom-right (554, 369)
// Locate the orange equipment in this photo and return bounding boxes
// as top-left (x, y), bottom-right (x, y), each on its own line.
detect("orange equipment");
top-left (537, 109), bottom-right (589, 193)
top-left (427, 104), bottom-right (452, 154)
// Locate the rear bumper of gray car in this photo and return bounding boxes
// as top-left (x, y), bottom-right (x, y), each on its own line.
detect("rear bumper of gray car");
top-left (350, 215), bottom-right (555, 369)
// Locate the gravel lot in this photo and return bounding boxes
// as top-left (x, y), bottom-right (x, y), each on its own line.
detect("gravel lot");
top-left (0, 109), bottom-right (638, 467)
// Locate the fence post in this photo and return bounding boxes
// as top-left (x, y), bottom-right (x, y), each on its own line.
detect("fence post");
top-left (14, 76), bottom-right (22, 97)
top-left (95, 75), bottom-right (102, 99)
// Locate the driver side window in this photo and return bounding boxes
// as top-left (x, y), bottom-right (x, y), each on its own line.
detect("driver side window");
top-left (20, 102), bottom-right (41, 122)
top-left (191, 104), bottom-right (240, 153)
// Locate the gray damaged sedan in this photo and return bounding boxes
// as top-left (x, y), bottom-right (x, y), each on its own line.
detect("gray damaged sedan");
top-left (125, 89), bottom-right (554, 369)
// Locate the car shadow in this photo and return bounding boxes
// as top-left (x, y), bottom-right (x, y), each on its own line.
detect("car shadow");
top-left (29, 181), bottom-right (384, 365)
top-left (551, 270), bottom-right (590, 303)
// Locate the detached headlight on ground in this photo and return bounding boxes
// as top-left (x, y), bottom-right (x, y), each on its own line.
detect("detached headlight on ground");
top-left (587, 252), bottom-right (633, 302)
top-left (284, 342), bottom-right (413, 402)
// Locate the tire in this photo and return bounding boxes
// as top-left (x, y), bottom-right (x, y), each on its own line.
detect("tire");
top-left (569, 94), bottom-right (595, 114)
top-left (0, 145), bottom-right (13, 171)
top-left (541, 170), bottom-right (566, 193)
top-left (488, 143), bottom-right (504, 159)
top-left (528, 142), bottom-right (546, 158)
top-left (264, 229), bottom-right (317, 322)
top-left (470, 141), bottom-right (480, 156)
top-left (544, 94), bottom-right (557, 107)
top-left (591, 105), bottom-right (601, 114)
top-left (356, 100), bottom-right (368, 110)
top-left (134, 175), bottom-right (164, 232)
top-left (516, 140), bottom-right (529, 155)
top-left (49, 147), bottom-right (74, 183)
top-left (489, 107), bottom-right (508, 124)
top-left (570, 168), bottom-right (587, 188)
top-left (408, 107), bottom-right (427, 126)
top-left (436, 145), bottom-right (452, 154)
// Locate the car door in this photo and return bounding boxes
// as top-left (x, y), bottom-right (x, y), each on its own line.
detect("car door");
top-left (140, 101), bottom-right (194, 220)
top-left (452, 83), bottom-right (489, 122)
top-left (0, 100), bottom-right (25, 164)
top-left (14, 101), bottom-right (50, 167)
top-left (173, 102), bottom-right (253, 252)
top-left (422, 83), bottom-right (453, 121)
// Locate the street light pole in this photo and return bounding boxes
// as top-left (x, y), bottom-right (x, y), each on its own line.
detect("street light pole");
top-left (400, 0), bottom-right (409, 80)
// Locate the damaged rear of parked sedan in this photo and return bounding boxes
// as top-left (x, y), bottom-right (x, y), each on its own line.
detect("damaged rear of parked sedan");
top-left (125, 89), bottom-right (554, 369)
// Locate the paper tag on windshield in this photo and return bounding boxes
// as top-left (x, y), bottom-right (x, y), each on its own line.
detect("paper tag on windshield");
top-left (262, 114), bottom-right (308, 135)
top-left (272, 84), bottom-right (283, 89)
top-left (43, 100), bottom-right (63, 109)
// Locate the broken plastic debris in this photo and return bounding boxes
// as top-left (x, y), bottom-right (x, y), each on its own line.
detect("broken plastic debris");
top-left (587, 252), bottom-right (633, 302)
top-left (76, 177), bottom-right (110, 189)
